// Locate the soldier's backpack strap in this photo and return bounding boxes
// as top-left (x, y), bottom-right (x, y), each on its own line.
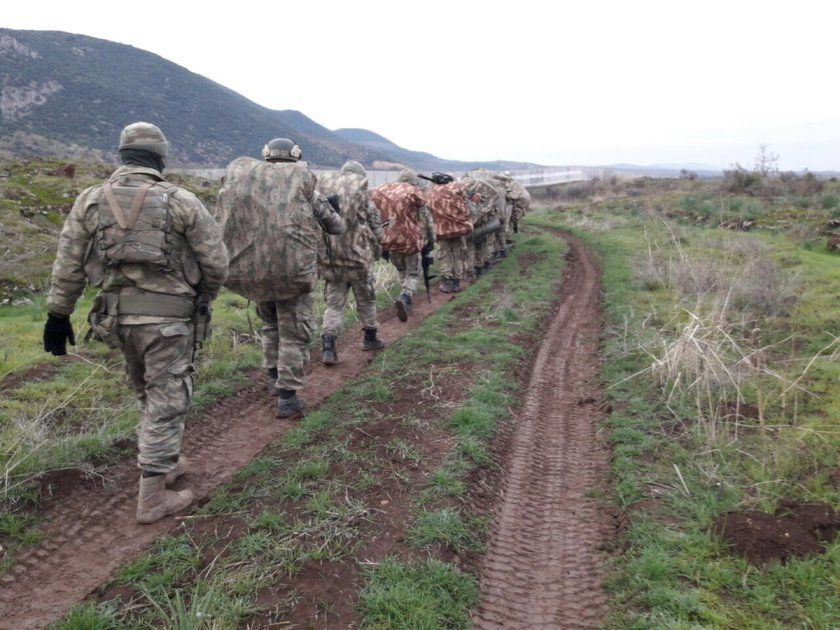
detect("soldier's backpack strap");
top-left (102, 181), bottom-right (155, 230)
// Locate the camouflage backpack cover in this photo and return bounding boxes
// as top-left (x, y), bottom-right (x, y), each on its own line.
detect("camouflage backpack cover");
top-left (215, 157), bottom-right (321, 302)
top-left (424, 182), bottom-right (473, 239)
top-left (459, 175), bottom-right (503, 224)
top-left (371, 182), bottom-right (425, 255)
top-left (316, 169), bottom-right (374, 274)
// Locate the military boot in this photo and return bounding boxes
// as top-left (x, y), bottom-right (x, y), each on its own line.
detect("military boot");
top-left (322, 334), bottom-right (337, 366)
top-left (395, 293), bottom-right (412, 322)
top-left (136, 473), bottom-right (194, 524)
top-left (362, 327), bottom-right (385, 351)
top-left (164, 456), bottom-right (188, 486)
top-left (439, 278), bottom-right (454, 293)
top-left (475, 265), bottom-right (485, 278)
top-left (276, 390), bottom-right (306, 418)
top-left (451, 279), bottom-right (463, 293)
top-left (267, 367), bottom-right (280, 396)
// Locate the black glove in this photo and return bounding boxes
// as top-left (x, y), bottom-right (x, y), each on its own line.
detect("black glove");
top-left (44, 313), bottom-right (76, 356)
top-left (327, 194), bottom-right (341, 214)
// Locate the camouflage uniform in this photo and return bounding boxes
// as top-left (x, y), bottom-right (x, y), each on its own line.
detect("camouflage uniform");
top-left (259, 188), bottom-right (345, 390)
top-left (47, 164), bottom-right (229, 474)
top-left (460, 174), bottom-right (500, 276)
top-left (383, 169), bottom-right (436, 299)
top-left (317, 161), bottom-right (383, 336)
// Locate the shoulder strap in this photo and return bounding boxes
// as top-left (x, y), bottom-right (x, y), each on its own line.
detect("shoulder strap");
top-left (102, 181), bottom-right (155, 230)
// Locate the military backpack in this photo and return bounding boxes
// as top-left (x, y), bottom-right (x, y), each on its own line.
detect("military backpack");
top-left (371, 182), bottom-right (425, 256)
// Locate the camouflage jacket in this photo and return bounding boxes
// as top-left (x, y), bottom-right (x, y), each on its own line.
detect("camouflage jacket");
top-left (47, 165), bottom-right (229, 324)
top-left (316, 163), bottom-right (378, 276)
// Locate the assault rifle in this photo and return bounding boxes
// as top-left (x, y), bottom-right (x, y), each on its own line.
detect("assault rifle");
top-left (420, 241), bottom-right (436, 303)
top-left (418, 172), bottom-right (454, 185)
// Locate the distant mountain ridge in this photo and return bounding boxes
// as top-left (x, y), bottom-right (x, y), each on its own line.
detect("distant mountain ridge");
top-left (0, 28), bottom-right (540, 170)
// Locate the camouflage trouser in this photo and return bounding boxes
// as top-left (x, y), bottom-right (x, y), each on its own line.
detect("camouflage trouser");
top-left (257, 294), bottom-right (314, 391)
top-left (390, 252), bottom-right (421, 297)
top-left (322, 270), bottom-right (379, 336)
top-left (120, 321), bottom-right (195, 474)
top-left (472, 234), bottom-right (487, 269)
top-left (438, 236), bottom-right (468, 281)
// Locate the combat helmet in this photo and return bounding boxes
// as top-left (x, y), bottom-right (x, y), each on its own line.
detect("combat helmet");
top-left (341, 160), bottom-right (366, 176)
top-left (119, 122), bottom-right (169, 157)
top-left (262, 138), bottom-right (302, 162)
top-left (397, 168), bottom-right (419, 186)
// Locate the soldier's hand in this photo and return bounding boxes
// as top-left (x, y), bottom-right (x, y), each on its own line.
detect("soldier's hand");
top-left (43, 313), bottom-right (76, 356)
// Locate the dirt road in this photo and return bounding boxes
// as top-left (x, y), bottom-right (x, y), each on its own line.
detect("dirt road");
top-left (0, 290), bottom-right (451, 630)
top-left (474, 234), bottom-right (611, 628)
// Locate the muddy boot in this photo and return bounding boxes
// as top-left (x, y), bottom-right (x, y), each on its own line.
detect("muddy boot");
top-left (474, 265), bottom-right (484, 278)
top-left (482, 262), bottom-right (492, 275)
top-left (276, 390), bottom-right (306, 418)
top-left (439, 278), bottom-right (453, 293)
top-left (322, 334), bottom-right (337, 366)
top-left (395, 293), bottom-right (412, 322)
top-left (451, 279), bottom-right (462, 293)
top-left (267, 367), bottom-right (280, 396)
top-left (164, 456), bottom-right (188, 486)
top-left (136, 473), bottom-right (194, 524)
top-left (499, 248), bottom-right (509, 258)
top-left (362, 327), bottom-right (385, 351)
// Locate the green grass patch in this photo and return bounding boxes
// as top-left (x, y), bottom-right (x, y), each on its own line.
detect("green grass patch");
top-left (359, 558), bottom-right (478, 630)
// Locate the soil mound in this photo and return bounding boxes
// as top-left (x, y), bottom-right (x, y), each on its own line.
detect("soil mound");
top-left (715, 500), bottom-right (839, 565)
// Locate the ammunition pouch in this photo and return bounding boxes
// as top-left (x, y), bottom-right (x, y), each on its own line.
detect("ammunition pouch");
top-left (87, 292), bottom-right (122, 349)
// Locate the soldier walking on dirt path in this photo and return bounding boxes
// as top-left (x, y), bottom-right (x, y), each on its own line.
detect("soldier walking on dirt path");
top-left (43, 122), bottom-right (230, 524)
top-left (316, 161), bottom-right (385, 366)
top-left (422, 173), bottom-right (475, 294)
top-left (372, 168), bottom-right (436, 322)
top-left (253, 138), bottom-right (346, 417)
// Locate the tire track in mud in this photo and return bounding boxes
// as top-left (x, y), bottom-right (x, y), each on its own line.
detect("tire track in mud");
top-left (0, 289), bottom-right (452, 630)
top-left (475, 234), bottom-right (611, 629)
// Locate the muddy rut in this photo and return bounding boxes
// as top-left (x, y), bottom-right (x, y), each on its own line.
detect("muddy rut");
top-left (475, 234), bottom-right (610, 629)
top-left (0, 290), bottom-right (451, 630)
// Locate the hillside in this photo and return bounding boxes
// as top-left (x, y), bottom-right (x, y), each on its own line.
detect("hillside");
top-left (0, 29), bottom-right (539, 170)
top-left (334, 127), bottom-right (541, 171)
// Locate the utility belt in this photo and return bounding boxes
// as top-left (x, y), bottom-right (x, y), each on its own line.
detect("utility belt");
top-left (87, 288), bottom-right (197, 349)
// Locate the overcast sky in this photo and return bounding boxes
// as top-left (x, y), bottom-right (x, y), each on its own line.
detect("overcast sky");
top-left (5, 0), bottom-right (840, 169)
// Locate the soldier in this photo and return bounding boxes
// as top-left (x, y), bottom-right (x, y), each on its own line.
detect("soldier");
top-left (460, 173), bottom-right (501, 279)
top-left (255, 138), bottom-right (346, 417)
top-left (317, 160), bottom-right (385, 365)
top-left (373, 169), bottom-right (435, 322)
top-left (42, 122), bottom-right (229, 524)
top-left (507, 174), bottom-right (531, 244)
top-left (422, 174), bottom-right (474, 293)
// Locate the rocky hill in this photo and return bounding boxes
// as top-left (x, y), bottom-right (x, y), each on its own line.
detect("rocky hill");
top-left (0, 29), bottom-right (539, 170)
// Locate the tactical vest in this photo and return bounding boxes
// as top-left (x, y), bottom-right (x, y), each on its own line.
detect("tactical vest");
top-left (95, 174), bottom-right (188, 274)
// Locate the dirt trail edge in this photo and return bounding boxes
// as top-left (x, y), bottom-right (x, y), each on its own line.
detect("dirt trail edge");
top-left (0, 289), bottom-right (452, 630)
top-left (475, 233), bottom-right (611, 629)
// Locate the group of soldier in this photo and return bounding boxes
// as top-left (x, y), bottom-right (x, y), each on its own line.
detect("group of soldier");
top-left (41, 122), bottom-right (530, 524)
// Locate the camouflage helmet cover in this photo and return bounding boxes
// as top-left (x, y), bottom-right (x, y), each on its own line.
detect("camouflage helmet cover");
top-left (397, 168), bottom-right (419, 186)
top-left (262, 137), bottom-right (302, 162)
top-left (341, 160), bottom-right (366, 177)
top-left (119, 122), bottom-right (169, 157)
